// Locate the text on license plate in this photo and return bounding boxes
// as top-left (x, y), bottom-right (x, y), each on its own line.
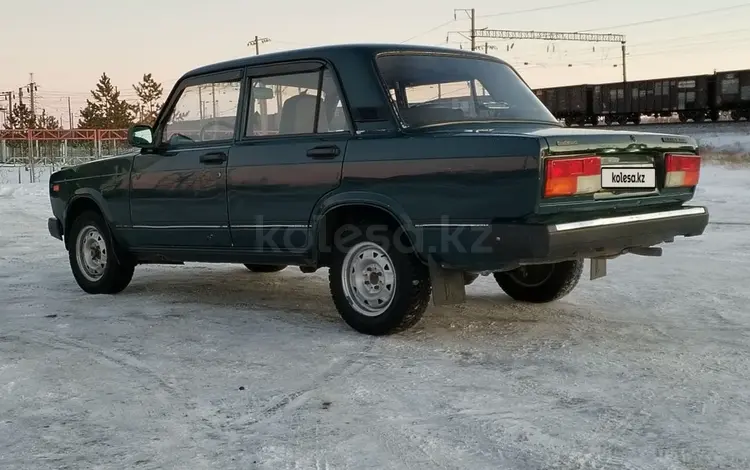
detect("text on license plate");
top-left (601, 167), bottom-right (655, 189)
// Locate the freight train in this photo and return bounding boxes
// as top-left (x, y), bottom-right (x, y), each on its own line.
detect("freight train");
top-left (532, 68), bottom-right (750, 126)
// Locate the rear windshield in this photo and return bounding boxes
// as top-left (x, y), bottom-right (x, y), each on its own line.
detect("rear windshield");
top-left (375, 53), bottom-right (557, 127)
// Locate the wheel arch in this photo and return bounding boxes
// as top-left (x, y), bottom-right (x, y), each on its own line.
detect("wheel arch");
top-left (63, 191), bottom-right (126, 264)
top-left (309, 191), bottom-right (420, 266)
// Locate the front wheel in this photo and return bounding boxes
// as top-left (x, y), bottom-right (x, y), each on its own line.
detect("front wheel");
top-left (329, 225), bottom-right (431, 335)
top-left (68, 211), bottom-right (135, 294)
top-left (493, 260), bottom-right (583, 303)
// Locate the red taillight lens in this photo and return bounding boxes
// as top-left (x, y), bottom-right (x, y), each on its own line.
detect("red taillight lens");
top-left (665, 154), bottom-right (700, 187)
top-left (544, 156), bottom-right (601, 197)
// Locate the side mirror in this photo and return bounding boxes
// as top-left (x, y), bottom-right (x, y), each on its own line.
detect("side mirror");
top-left (128, 124), bottom-right (154, 148)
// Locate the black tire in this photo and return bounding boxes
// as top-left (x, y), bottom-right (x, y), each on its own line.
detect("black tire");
top-left (243, 264), bottom-right (287, 273)
top-left (329, 224), bottom-right (431, 335)
top-left (68, 210), bottom-right (135, 294)
top-left (493, 260), bottom-right (583, 303)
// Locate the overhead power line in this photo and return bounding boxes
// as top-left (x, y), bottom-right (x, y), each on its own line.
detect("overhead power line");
top-left (401, 0), bottom-right (607, 43)
top-left (582, 3), bottom-right (750, 32)
top-left (508, 28), bottom-right (750, 66)
top-left (479, 0), bottom-right (605, 18)
top-left (400, 19), bottom-right (456, 43)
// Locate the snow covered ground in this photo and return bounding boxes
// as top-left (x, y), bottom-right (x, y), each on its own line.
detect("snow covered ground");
top-left (2, 162), bottom-right (750, 468)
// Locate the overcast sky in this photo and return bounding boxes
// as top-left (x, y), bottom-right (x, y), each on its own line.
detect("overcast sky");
top-left (2, 0), bottom-right (748, 126)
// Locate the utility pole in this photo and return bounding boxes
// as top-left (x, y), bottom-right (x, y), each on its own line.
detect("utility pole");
top-left (198, 86), bottom-right (204, 119)
top-left (248, 35), bottom-right (272, 129)
top-left (67, 97), bottom-right (73, 129)
top-left (211, 83), bottom-right (217, 118)
top-left (27, 73), bottom-right (37, 120)
top-left (1, 91), bottom-right (12, 126)
top-left (247, 35), bottom-right (271, 55)
top-left (2, 91), bottom-right (13, 113)
top-left (454, 9), bottom-right (476, 51)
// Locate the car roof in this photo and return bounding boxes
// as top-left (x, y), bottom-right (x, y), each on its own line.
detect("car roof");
top-left (181, 43), bottom-right (510, 80)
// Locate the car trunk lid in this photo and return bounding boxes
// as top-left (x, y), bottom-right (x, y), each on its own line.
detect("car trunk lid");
top-left (529, 127), bottom-right (701, 217)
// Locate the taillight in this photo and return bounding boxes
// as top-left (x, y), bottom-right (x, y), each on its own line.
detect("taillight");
top-left (665, 154), bottom-right (700, 187)
top-left (544, 156), bottom-right (601, 198)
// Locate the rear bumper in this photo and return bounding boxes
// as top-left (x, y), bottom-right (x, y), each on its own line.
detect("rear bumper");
top-left (417, 206), bottom-right (709, 272)
top-left (48, 217), bottom-right (63, 241)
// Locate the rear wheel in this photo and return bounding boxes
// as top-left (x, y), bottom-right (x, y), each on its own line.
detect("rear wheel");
top-left (329, 224), bottom-right (431, 335)
top-left (68, 211), bottom-right (134, 294)
top-left (493, 260), bottom-right (583, 303)
top-left (243, 264), bottom-right (287, 273)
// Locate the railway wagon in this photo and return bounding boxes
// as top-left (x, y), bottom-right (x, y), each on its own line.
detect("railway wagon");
top-left (534, 85), bottom-right (594, 126)
top-left (596, 75), bottom-right (712, 125)
top-left (715, 69), bottom-right (750, 121)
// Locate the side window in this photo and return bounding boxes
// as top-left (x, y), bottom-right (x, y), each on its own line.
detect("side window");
top-left (245, 67), bottom-right (349, 137)
top-left (162, 78), bottom-right (241, 145)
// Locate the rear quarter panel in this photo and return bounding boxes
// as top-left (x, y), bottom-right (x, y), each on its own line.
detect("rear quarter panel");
top-left (338, 133), bottom-right (543, 224)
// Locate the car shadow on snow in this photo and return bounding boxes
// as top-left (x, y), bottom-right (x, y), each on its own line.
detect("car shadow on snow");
top-left (114, 264), bottom-right (589, 340)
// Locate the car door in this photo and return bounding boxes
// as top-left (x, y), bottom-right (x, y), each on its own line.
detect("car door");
top-left (226, 61), bottom-right (352, 253)
top-left (128, 69), bottom-right (243, 248)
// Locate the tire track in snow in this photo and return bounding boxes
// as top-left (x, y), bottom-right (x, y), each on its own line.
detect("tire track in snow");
top-left (231, 339), bottom-right (376, 432)
top-left (19, 330), bottom-right (181, 400)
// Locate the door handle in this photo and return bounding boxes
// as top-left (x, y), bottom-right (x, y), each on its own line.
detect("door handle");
top-left (306, 145), bottom-right (340, 159)
top-left (200, 152), bottom-right (227, 164)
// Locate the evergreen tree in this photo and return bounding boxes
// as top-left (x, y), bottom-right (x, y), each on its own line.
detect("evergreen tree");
top-left (36, 109), bottom-right (60, 129)
top-left (3, 102), bottom-right (35, 129)
top-left (133, 73), bottom-right (163, 125)
top-left (78, 73), bottom-right (135, 129)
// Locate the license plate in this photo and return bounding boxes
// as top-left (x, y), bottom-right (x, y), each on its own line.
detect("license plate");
top-left (601, 166), bottom-right (655, 189)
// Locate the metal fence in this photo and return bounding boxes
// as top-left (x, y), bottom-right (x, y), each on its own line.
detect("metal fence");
top-left (0, 129), bottom-right (130, 183)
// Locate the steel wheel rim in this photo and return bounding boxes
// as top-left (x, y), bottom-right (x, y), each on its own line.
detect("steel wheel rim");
top-left (341, 241), bottom-right (397, 317)
top-left (75, 225), bottom-right (108, 282)
top-left (508, 265), bottom-right (554, 288)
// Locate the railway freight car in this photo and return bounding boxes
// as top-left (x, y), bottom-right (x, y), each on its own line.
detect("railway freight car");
top-left (534, 85), bottom-right (596, 126)
top-left (538, 74), bottom-right (717, 126)
top-left (715, 69), bottom-right (750, 121)
top-left (597, 74), bottom-right (712, 125)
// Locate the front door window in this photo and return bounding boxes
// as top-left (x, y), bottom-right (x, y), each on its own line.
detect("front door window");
top-left (162, 79), bottom-right (242, 145)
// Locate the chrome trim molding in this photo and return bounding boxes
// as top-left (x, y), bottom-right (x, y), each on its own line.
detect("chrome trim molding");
top-left (129, 224), bottom-right (310, 229)
top-left (553, 207), bottom-right (707, 232)
top-left (415, 224), bottom-right (490, 228)
top-left (132, 225), bottom-right (227, 229)
top-left (232, 224), bottom-right (310, 229)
